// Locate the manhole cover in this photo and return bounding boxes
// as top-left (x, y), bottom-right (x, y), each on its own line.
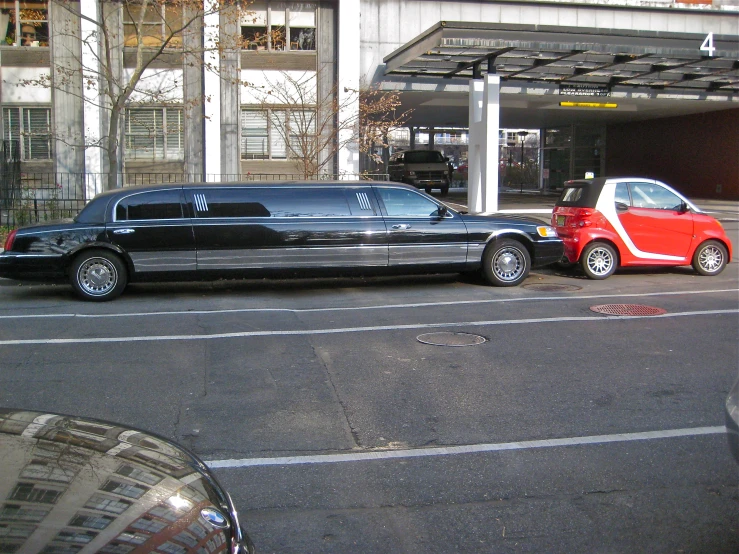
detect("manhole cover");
top-left (590, 304), bottom-right (667, 316)
top-left (523, 283), bottom-right (582, 292)
top-left (417, 332), bottom-right (487, 347)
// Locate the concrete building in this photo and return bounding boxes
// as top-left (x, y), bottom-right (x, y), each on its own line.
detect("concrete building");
top-left (0, 0), bottom-right (737, 217)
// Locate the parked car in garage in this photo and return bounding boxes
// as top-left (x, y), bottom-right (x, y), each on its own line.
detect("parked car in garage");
top-left (0, 181), bottom-right (563, 300)
top-left (388, 150), bottom-right (452, 194)
top-left (551, 177), bottom-right (733, 279)
top-left (0, 408), bottom-right (255, 553)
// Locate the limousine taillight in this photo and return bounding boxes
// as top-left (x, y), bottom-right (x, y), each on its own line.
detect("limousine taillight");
top-left (3, 229), bottom-right (16, 251)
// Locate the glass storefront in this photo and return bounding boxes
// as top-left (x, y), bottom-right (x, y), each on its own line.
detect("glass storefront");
top-left (542, 125), bottom-right (605, 191)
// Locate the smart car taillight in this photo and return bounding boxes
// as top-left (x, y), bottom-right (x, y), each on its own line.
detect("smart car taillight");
top-left (3, 230), bottom-right (16, 251)
top-left (571, 208), bottom-right (595, 227)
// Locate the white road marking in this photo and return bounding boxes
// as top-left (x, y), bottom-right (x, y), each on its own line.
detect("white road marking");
top-left (0, 309), bottom-right (735, 346)
top-left (206, 426), bottom-right (727, 469)
top-left (0, 289), bottom-right (735, 320)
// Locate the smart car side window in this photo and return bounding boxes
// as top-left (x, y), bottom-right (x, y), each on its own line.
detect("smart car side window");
top-left (628, 183), bottom-right (683, 211)
top-left (614, 183), bottom-right (631, 206)
top-left (378, 188), bottom-right (441, 217)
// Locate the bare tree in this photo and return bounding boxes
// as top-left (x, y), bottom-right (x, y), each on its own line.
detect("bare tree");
top-left (358, 86), bottom-right (413, 168)
top-left (22, 0), bottom-right (247, 191)
top-left (249, 69), bottom-right (361, 178)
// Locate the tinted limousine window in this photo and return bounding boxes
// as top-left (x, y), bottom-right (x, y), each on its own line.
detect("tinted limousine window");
top-left (192, 187), bottom-right (375, 218)
top-left (115, 190), bottom-right (184, 221)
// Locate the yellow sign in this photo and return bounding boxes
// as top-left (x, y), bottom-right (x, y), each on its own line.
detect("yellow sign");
top-left (559, 102), bottom-right (618, 109)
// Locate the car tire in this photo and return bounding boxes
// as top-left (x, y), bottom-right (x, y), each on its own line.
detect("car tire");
top-left (692, 240), bottom-right (727, 276)
top-left (482, 239), bottom-right (531, 286)
top-left (70, 249), bottom-right (128, 301)
top-left (441, 184), bottom-right (449, 195)
top-left (580, 242), bottom-right (618, 279)
top-left (424, 186), bottom-right (432, 194)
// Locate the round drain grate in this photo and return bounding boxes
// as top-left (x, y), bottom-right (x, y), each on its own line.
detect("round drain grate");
top-left (417, 332), bottom-right (487, 347)
top-left (523, 283), bottom-right (582, 292)
top-left (590, 304), bottom-right (667, 316)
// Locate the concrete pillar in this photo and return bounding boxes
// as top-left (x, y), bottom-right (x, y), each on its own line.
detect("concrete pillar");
top-left (337, 0), bottom-right (359, 177)
top-left (203, 1), bottom-right (221, 181)
top-left (80, 0), bottom-right (103, 197)
top-left (183, 4), bottom-right (204, 181)
top-left (220, 4), bottom-right (240, 181)
top-left (317, 2), bottom-right (336, 176)
top-left (409, 126), bottom-right (415, 149)
top-left (467, 74), bottom-right (500, 213)
top-left (49, 0), bottom-right (84, 198)
top-left (429, 127), bottom-right (435, 149)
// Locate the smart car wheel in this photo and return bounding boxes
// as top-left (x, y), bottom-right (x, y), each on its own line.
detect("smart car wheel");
top-left (70, 249), bottom-right (128, 301)
top-left (581, 242), bottom-right (617, 279)
top-left (692, 240), bottom-right (727, 276)
top-left (483, 239), bottom-right (531, 286)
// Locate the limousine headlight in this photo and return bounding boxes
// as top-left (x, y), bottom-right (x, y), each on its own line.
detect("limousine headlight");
top-left (536, 226), bottom-right (558, 238)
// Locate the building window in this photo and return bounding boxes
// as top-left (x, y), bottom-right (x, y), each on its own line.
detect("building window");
top-left (241, 108), bottom-right (314, 160)
top-left (2, 107), bottom-right (52, 160)
top-left (21, 460), bottom-right (75, 483)
top-left (125, 108), bottom-right (184, 161)
top-left (241, 1), bottom-right (315, 51)
top-left (2, 1), bottom-right (49, 47)
top-left (123, 2), bottom-right (182, 48)
top-left (9, 483), bottom-right (63, 504)
top-left (100, 479), bottom-right (148, 500)
top-left (69, 513), bottom-right (114, 530)
top-left (116, 465), bottom-right (163, 486)
top-left (83, 494), bottom-right (131, 515)
top-left (0, 504), bottom-right (50, 523)
top-left (130, 516), bottom-right (166, 534)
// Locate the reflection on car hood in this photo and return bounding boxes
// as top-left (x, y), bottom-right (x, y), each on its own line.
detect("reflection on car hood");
top-left (0, 408), bottom-right (253, 553)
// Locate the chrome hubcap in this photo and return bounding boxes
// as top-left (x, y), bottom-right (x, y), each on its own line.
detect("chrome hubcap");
top-left (78, 258), bottom-right (117, 295)
top-left (493, 248), bottom-right (525, 281)
top-left (699, 246), bottom-right (723, 272)
top-left (587, 247), bottom-right (614, 276)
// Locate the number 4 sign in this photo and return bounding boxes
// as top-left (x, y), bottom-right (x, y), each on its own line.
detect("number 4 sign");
top-left (700, 33), bottom-right (716, 57)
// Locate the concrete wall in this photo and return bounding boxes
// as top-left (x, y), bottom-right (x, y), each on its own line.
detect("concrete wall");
top-left (605, 108), bottom-right (739, 199)
top-left (360, 0), bottom-right (738, 83)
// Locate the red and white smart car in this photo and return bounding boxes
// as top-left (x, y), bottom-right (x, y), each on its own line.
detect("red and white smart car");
top-left (551, 177), bottom-right (733, 279)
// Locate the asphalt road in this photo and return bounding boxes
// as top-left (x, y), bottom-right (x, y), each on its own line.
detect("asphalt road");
top-left (0, 214), bottom-right (737, 553)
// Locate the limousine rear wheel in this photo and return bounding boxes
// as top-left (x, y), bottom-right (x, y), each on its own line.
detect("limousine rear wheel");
top-left (483, 239), bottom-right (531, 286)
top-left (70, 249), bottom-right (128, 301)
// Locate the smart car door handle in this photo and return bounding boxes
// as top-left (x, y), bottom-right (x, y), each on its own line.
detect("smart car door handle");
top-left (113, 228), bottom-right (135, 235)
top-left (392, 224), bottom-right (411, 230)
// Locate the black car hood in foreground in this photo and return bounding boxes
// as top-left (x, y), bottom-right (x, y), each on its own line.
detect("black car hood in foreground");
top-left (0, 409), bottom-right (254, 553)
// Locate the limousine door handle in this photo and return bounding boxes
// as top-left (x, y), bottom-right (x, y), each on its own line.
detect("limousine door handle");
top-left (113, 228), bottom-right (136, 235)
top-left (391, 224), bottom-right (412, 230)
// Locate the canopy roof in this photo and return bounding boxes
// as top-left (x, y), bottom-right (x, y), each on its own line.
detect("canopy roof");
top-left (383, 22), bottom-right (739, 94)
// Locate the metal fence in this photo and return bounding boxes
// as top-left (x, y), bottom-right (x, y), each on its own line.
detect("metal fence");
top-left (0, 172), bottom-right (390, 228)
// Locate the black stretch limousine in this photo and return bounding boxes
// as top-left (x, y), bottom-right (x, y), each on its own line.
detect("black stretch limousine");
top-left (0, 182), bottom-right (563, 301)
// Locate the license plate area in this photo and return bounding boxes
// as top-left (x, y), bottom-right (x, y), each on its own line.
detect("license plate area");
top-left (556, 215), bottom-right (566, 226)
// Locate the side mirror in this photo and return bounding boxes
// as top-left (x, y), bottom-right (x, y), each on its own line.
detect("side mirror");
top-left (678, 201), bottom-right (690, 214)
top-left (437, 205), bottom-right (448, 218)
top-left (615, 201), bottom-right (629, 212)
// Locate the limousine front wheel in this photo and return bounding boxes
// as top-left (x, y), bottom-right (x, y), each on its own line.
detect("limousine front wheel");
top-left (70, 250), bottom-right (128, 301)
top-left (483, 239), bottom-right (531, 286)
